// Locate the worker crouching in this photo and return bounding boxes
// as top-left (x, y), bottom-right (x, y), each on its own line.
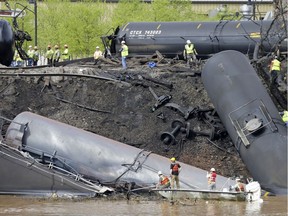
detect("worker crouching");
top-left (157, 171), bottom-right (170, 189)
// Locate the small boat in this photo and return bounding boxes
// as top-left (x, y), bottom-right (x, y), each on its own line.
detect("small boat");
top-left (154, 181), bottom-right (262, 202)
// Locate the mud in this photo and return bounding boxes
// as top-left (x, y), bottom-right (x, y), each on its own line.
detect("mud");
top-left (0, 57), bottom-right (285, 179)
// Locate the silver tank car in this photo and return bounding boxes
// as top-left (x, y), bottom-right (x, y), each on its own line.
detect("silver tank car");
top-left (4, 112), bottom-right (233, 195)
top-left (108, 20), bottom-right (287, 59)
top-left (201, 50), bottom-right (287, 195)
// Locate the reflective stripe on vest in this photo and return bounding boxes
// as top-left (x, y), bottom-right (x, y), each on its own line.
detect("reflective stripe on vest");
top-left (185, 44), bottom-right (194, 54)
top-left (271, 59), bottom-right (280, 71)
top-left (160, 176), bottom-right (170, 185)
top-left (121, 45), bottom-right (128, 57)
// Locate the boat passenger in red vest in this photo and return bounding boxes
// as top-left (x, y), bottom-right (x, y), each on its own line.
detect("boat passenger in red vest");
top-left (157, 171), bottom-right (170, 189)
top-left (170, 157), bottom-right (181, 189)
top-left (230, 178), bottom-right (245, 192)
top-left (207, 167), bottom-right (217, 190)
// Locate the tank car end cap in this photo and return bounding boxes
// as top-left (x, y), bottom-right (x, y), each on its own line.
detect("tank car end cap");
top-left (245, 118), bottom-right (262, 132)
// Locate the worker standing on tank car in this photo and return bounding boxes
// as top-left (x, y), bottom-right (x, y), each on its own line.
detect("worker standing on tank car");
top-left (269, 56), bottom-right (281, 87)
top-left (62, 44), bottom-right (70, 61)
top-left (46, 45), bottom-right (54, 66)
top-left (33, 46), bottom-right (39, 66)
top-left (53, 45), bottom-right (61, 66)
top-left (170, 157), bottom-right (181, 189)
top-left (27, 45), bottom-right (34, 66)
top-left (94, 46), bottom-right (103, 65)
top-left (184, 40), bottom-right (197, 68)
top-left (207, 168), bottom-right (217, 190)
top-left (120, 41), bottom-right (128, 70)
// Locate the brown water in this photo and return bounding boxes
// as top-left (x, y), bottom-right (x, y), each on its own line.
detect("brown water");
top-left (0, 196), bottom-right (286, 216)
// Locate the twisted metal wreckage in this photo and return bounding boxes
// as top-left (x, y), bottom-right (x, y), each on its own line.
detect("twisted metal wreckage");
top-left (0, 1), bottom-right (287, 198)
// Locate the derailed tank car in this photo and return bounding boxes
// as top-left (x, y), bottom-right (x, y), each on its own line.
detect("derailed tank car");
top-left (0, 19), bottom-right (14, 66)
top-left (103, 20), bottom-right (287, 59)
top-left (201, 50), bottom-right (287, 195)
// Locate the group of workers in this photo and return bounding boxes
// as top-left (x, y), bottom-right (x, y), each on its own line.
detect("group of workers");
top-left (12, 44), bottom-right (70, 67)
top-left (156, 157), bottom-right (245, 193)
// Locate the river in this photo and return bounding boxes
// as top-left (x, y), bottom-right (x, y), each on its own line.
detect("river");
top-left (0, 195), bottom-right (287, 216)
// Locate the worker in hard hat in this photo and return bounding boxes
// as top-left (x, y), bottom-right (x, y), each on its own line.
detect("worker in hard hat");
top-left (62, 44), bottom-right (70, 61)
top-left (27, 45), bottom-right (34, 66)
top-left (207, 168), bottom-right (217, 190)
top-left (170, 157), bottom-right (181, 189)
top-left (45, 45), bottom-right (54, 66)
top-left (229, 177), bottom-right (245, 192)
top-left (33, 46), bottom-right (39, 66)
top-left (94, 46), bottom-right (103, 65)
top-left (280, 110), bottom-right (288, 126)
top-left (53, 45), bottom-right (61, 66)
top-left (119, 40), bottom-right (128, 70)
top-left (269, 56), bottom-right (282, 87)
top-left (184, 40), bottom-right (198, 68)
top-left (156, 171), bottom-right (170, 189)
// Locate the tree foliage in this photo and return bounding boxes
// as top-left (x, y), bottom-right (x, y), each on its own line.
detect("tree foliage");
top-left (13, 0), bottom-right (217, 58)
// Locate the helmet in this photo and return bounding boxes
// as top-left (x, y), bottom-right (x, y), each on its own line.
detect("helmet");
top-left (170, 157), bottom-right (176, 162)
top-left (121, 41), bottom-right (125, 44)
top-left (186, 40), bottom-right (191, 44)
top-left (210, 168), bottom-right (215, 172)
top-left (64, 44), bottom-right (68, 48)
top-left (158, 171), bottom-right (162, 175)
top-left (34, 46), bottom-right (38, 50)
top-left (47, 45), bottom-right (51, 48)
top-left (96, 46), bottom-right (99, 49)
top-left (55, 45), bottom-right (59, 49)
top-left (235, 178), bottom-right (240, 181)
top-left (274, 56), bottom-right (278, 59)
top-left (29, 45), bottom-right (32, 48)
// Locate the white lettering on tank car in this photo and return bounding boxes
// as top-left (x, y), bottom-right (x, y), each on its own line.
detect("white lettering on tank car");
top-left (129, 31), bottom-right (143, 35)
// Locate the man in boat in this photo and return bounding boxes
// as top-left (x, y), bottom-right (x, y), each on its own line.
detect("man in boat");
top-left (230, 178), bottom-right (245, 192)
top-left (207, 168), bottom-right (217, 190)
top-left (170, 157), bottom-right (181, 189)
top-left (157, 171), bottom-right (171, 189)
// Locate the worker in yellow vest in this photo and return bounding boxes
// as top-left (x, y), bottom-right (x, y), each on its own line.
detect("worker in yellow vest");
top-left (120, 41), bottom-right (128, 69)
top-left (280, 110), bottom-right (288, 126)
top-left (269, 56), bottom-right (281, 87)
top-left (184, 40), bottom-right (198, 68)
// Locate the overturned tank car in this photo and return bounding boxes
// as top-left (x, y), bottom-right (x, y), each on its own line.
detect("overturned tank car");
top-left (0, 112), bottom-right (233, 196)
top-left (103, 20), bottom-right (287, 59)
top-left (201, 50), bottom-right (287, 195)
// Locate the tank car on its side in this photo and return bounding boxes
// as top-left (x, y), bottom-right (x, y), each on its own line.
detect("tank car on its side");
top-left (103, 20), bottom-right (287, 59)
top-left (0, 19), bottom-right (14, 66)
top-left (201, 50), bottom-right (287, 195)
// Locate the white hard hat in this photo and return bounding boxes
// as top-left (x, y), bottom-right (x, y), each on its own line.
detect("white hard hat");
top-left (121, 41), bottom-right (125, 44)
top-left (96, 46), bottom-right (99, 49)
top-left (186, 40), bottom-right (191, 44)
top-left (236, 178), bottom-right (240, 181)
top-left (29, 45), bottom-right (32, 48)
top-left (158, 171), bottom-right (162, 175)
top-left (210, 168), bottom-right (215, 172)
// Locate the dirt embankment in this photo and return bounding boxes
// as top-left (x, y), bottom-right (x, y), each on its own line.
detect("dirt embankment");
top-left (0, 60), bottom-right (255, 179)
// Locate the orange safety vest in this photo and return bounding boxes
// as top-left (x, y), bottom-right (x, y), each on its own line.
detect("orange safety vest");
top-left (172, 164), bottom-right (179, 172)
top-left (160, 175), bottom-right (170, 185)
top-left (235, 183), bottom-right (245, 192)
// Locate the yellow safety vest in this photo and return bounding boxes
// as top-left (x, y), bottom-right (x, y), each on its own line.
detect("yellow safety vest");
top-left (282, 111), bottom-right (288, 122)
top-left (185, 44), bottom-right (195, 54)
top-left (271, 59), bottom-right (281, 71)
top-left (121, 45), bottom-right (128, 57)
